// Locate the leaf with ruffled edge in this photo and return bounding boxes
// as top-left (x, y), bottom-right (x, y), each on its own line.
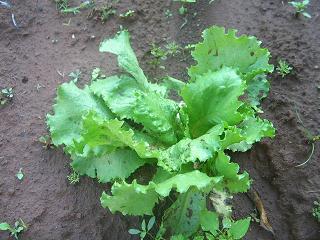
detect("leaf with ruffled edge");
top-left (47, 82), bottom-right (113, 146)
top-left (100, 170), bottom-right (222, 216)
top-left (182, 67), bottom-right (245, 138)
top-left (188, 26), bottom-right (273, 82)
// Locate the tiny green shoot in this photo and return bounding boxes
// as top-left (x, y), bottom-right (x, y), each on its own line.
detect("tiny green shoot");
top-left (289, 0), bottom-right (311, 18)
top-left (16, 168), bottom-right (24, 181)
top-left (69, 69), bottom-right (81, 83)
top-left (39, 135), bottom-right (54, 149)
top-left (0, 87), bottom-right (14, 105)
top-left (60, 1), bottom-right (93, 14)
top-left (120, 10), bottom-right (135, 18)
top-left (164, 9), bottom-right (173, 18)
top-left (276, 60), bottom-right (293, 78)
top-left (128, 216), bottom-right (156, 240)
top-left (313, 201), bottom-right (320, 222)
top-left (0, 219), bottom-right (27, 240)
top-left (67, 171), bottom-right (80, 184)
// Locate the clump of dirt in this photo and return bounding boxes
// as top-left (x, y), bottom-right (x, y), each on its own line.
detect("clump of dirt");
top-left (0, 0), bottom-right (319, 239)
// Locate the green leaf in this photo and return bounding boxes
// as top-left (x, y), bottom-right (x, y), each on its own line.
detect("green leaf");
top-left (163, 188), bottom-right (206, 237)
top-left (73, 111), bottom-right (157, 158)
top-left (182, 67), bottom-right (245, 137)
top-left (161, 76), bottom-right (186, 93)
top-left (91, 76), bottom-right (179, 145)
top-left (100, 180), bottom-right (159, 216)
top-left (170, 235), bottom-right (186, 240)
top-left (128, 229), bottom-right (141, 235)
top-left (70, 148), bottom-right (146, 183)
top-left (154, 170), bottom-right (222, 197)
top-left (246, 75), bottom-right (270, 107)
top-left (16, 168), bottom-right (24, 181)
top-left (229, 217), bottom-right (251, 239)
top-left (189, 26), bottom-right (273, 81)
top-left (99, 30), bottom-right (149, 89)
top-left (147, 216), bottom-right (156, 231)
top-left (228, 116), bottom-right (275, 152)
top-left (141, 219), bottom-right (146, 231)
top-left (0, 222), bottom-right (12, 231)
top-left (47, 82), bottom-right (113, 146)
top-left (200, 210), bottom-right (219, 235)
top-left (226, 172), bottom-right (251, 193)
top-left (215, 151), bottom-right (239, 179)
top-left (158, 124), bottom-right (223, 171)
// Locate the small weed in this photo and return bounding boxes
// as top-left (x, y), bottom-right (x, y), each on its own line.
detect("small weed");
top-left (289, 0), bottom-right (311, 18)
top-left (179, 5), bottom-right (188, 15)
top-left (16, 168), bottom-right (24, 181)
top-left (0, 219), bottom-right (27, 240)
top-left (276, 60), bottom-right (293, 78)
top-left (39, 135), bottom-right (54, 149)
top-left (67, 171), bottom-right (80, 184)
top-left (313, 201), bottom-right (320, 222)
top-left (60, 1), bottom-right (93, 14)
top-left (89, 5), bottom-right (116, 23)
top-left (69, 69), bottom-right (81, 83)
top-left (129, 216), bottom-right (155, 240)
top-left (54, 0), bottom-right (69, 11)
top-left (0, 87), bottom-right (14, 106)
top-left (120, 10), bottom-right (135, 18)
top-left (164, 9), bottom-right (173, 18)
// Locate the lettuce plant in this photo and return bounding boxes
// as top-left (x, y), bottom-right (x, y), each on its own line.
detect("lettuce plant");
top-left (47, 26), bottom-right (275, 239)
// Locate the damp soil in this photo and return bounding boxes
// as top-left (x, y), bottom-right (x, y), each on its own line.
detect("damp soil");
top-left (0, 0), bottom-right (320, 239)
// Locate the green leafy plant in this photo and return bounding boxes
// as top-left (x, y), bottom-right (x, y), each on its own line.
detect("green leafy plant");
top-left (150, 42), bottom-right (182, 67)
top-left (46, 26), bottom-right (275, 239)
top-left (313, 201), bottom-right (320, 222)
top-left (60, 1), bottom-right (93, 14)
top-left (276, 60), bottom-right (292, 78)
top-left (129, 216), bottom-right (156, 239)
top-left (0, 87), bottom-right (14, 105)
top-left (0, 219), bottom-right (27, 240)
top-left (289, 0), bottom-right (311, 18)
top-left (90, 5), bottom-right (116, 23)
top-left (54, 0), bottom-right (69, 11)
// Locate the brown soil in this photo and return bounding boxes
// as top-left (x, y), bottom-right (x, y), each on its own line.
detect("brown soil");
top-left (0, 0), bottom-right (319, 239)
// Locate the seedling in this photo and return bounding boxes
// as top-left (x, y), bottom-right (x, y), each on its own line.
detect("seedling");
top-left (313, 201), bottom-right (320, 222)
top-left (0, 219), bottom-right (27, 240)
top-left (164, 9), bottom-right (173, 18)
top-left (67, 171), bottom-right (80, 184)
top-left (69, 69), bottom-right (81, 83)
top-left (119, 10), bottom-right (135, 18)
top-left (150, 42), bottom-right (182, 67)
top-left (89, 5), bottom-right (116, 23)
top-left (54, 0), bottom-right (69, 11)
top-left (39, 135), bottom-right (54, 149)
top-left (60, 1), bottom-right (93, 14)
top-left (16, 168), bottom-right (24, 181)
top-left (276, 60), bottom-right (293, 78)
top-left (0, 87), bottom-right (14, 105)
top-left (129, 216), bottom-right (155, 239)
top-left (289, 0), bottom-right (311, 18)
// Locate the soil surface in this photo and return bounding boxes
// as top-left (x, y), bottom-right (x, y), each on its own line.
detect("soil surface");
top-left (0, 0), bottom-right (319, 240)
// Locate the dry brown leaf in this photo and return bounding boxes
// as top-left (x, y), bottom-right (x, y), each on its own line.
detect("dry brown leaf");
top-left (248, 188), bottom-right (275, 236)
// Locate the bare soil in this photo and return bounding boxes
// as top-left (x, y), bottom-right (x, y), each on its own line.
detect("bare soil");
top-left (0, 0), bottom-right (319, 239)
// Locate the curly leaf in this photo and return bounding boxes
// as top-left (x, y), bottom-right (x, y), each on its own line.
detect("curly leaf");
top-left (101, 180), bottom-right (159, 216)
top-left (189, 26), bottom-right (273, 81)
top-left (158, 125), bottom-right (223, 171)
top-left (182, 67), bottom-right (245, 138)
top-left (228, 116), bottom-right (275, 152)
top-left (47, 82), bottom-right (113, 146)
top-left (70, 147), bottom-right (146, 183)
top-left (91, 76), bottom-right (179, 145)
top-left (100, 30), bottom-right (149, 89)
